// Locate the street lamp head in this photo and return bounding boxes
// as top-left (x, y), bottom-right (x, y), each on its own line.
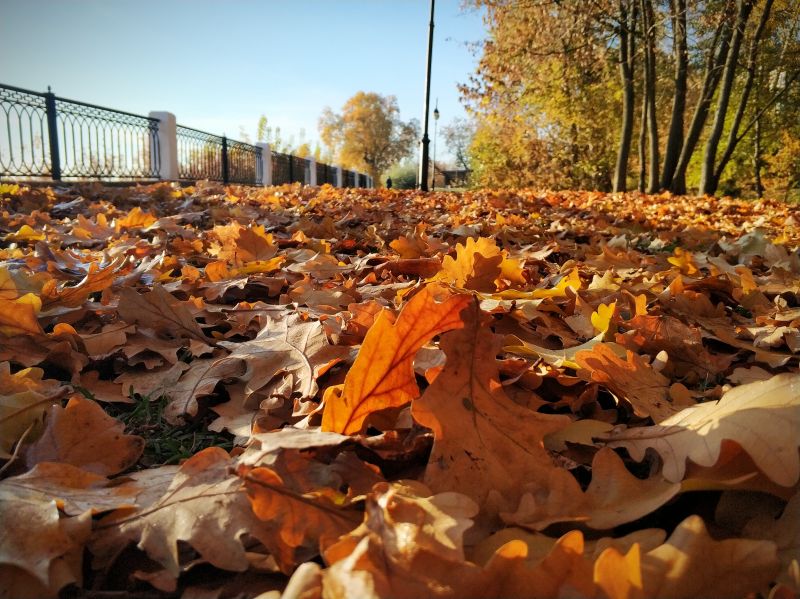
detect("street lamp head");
top-left (434, 107), bottom-right (440, 121)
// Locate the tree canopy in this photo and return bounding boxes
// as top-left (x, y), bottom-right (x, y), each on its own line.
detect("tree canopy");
top-left (318, 92), bottom-right (418, 185)
top-left (463, 0), bottom-right (800, 198)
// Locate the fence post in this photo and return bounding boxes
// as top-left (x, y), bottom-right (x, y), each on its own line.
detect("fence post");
top-left (308, 156), bottom-right (317, 186)
top-left (221, 136), bottom-right (229, 184)
top-left (352, 170), bottom-right (359, 188)
top-left (256, 142), bottom-right (272, 186)
top-left (148, 111), bottom-right (178, 180)
top-left (44, 87), bottom-right (61, 181)
top-left (335, 166), bottom-right (342, 188)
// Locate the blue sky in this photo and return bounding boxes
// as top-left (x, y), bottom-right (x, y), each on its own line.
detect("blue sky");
top-left (1, 0), bottom-right (485, 160)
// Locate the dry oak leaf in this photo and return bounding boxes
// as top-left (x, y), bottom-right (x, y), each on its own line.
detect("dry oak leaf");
top-left (743, 492), bottom-right (800, 590)
top-left (2, 462), bottom-right (139, 516)
top-left (40, 255), bottom-right (128, 309)
top-left (434, 236), bottom-right (523, 292)
top-left (637, 514), bottom-right (779, 598)
top-left (502, 447), bottom-right (680, 531)
top-left (0, 363), bottom-right (67, 459)
top-left (0, 476), bottom-right (91, 599)
top-left (322, 481), bottom-right (486, 599)
top-left (25, 395), bottom-right (144, 476)
top-left (0, 294), bottom-right (44, 337)
top-left (575, 344), bottom-right (683, 423)
top-left (163, 357), bottom-right (247, 425)
top-left (90, 447), bottom-right (277, 580)
top-left (322, 284), bottom-right (471, 435)
top-left (480, 530), bottom-right (597, 599)
top-left (117, 283), bottom-right (212, 347)
top-left (219, 313), bottom-right (349, 405)
top-left (411, 300), bottom-right (571, 520)
top-left (602, 372), bottom-right (800, 486)
top-left (241, 464), bottom-right (362, 570)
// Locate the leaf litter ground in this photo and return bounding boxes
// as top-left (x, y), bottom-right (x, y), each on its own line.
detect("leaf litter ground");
top-left (0, 181), bottom-right (799, 599)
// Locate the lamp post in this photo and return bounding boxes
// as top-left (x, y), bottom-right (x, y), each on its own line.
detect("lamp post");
top-left (418, 0), bottom-right (435, 191)
top-left (432, 101), bottom-right (439, 191)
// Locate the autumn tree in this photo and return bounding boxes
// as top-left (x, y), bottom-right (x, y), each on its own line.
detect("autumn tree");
top-left (318, 92), bottom-right (418, 185)
top-left (464, 0), bottom-right (800, 197)
top-left (441, 117), bottom-right (476, 172)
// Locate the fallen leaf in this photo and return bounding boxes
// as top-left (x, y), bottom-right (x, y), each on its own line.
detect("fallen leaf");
top-left (25, 395), bottom-right (144, 476)
top-left (412, 300), bottom-right (571, 520)
top-left (601, 372), bottom-right (800, 486)
top-left (322, 284), bottom-right (470, 434)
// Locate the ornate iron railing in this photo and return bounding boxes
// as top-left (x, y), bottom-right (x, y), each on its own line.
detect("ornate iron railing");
top-left (1, 83), bottom-right (159, 181)
top-left (1, 82), bottom-right (371, 187)
top-left (226, 138), bottom-right (262, 185)
top-left (317, 162), bottom-right (337, 186)
top-left (55, 96), bottom-right (159, 179)
top-left (176, 125), bottom-right (223, 182)
top-left (271, 151), bottom-right (307, 185)
top-left (0, 84), bottom-right (51, 178)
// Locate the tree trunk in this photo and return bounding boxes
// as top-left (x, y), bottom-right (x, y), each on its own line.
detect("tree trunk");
top-left (660, 0), bottom-right (687, 189)
top-left (713, 0), bottom-right (773, 184)
top-left (670, 3), bottom-right (735, 194)
top-left (613, 0), bottom-right (636, 192)
top-left (699, 0), bottom-right (754, 196)
top-left (753, 116), bottom-right (764, 198)
top-left (641, 0), bottom-right (659, 193)
top-left (638, 84), bottom-right (647, 193)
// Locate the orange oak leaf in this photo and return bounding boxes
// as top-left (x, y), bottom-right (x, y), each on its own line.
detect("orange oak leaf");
top-left (0, 294), bottom-right (44, 337)
top-left (322, 481), bottom-right (486, 599)
top-left (502, 447), bottom-right (680, 530)
top-left (322, 284), bottom-right (470, 435)
top-left (25, 395), bottom-right (144, 476)
top-left (412, 299), bottom-right (571, 520)
top-left (435, 236), bottom-right (518, 292)
top-left (575, 344), bottom-right (681, 422)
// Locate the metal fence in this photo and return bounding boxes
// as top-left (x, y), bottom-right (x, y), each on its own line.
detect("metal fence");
top-left (317, 162), bottom-right (338, 186)
top-left (1, 83), bottom-right (371, 187)
top-left (1, 83), bottom-right (159, 180)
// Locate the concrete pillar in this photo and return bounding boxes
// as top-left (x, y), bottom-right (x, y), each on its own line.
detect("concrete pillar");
top-left (308, 157), bottom-right (317, 186)
top-left (335, 166), bottom-right (342, 188)
top-left (256, 142), bottom-right (272, 186)
top-left (149, 111), bottom-right (178, 180)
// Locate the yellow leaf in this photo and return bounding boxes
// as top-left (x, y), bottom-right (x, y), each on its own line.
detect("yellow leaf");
top-left (0, 294), bottom-right (43, 337)
top-left (4, 224), bottom-right (45, 242)
top-left (591, 301), bottom-right (616, 333)
top-left (667, 247), bottom-right (699, 275)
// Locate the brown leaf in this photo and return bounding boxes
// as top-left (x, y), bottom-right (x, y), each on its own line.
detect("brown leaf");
top-left (0, 474), bottom-right (91, 598)
top-left (322, 284), bottom-right (470, 434)
top-left (117, 283), bottom-right (212, 346)
top-left (503, 447), bottom-right (680, 530)
top-left (91, 447), bottom-right (277, 580)
top-left (412, 300), bottom-right (570, 521)
top-left (602, 372), bottom-right (800, 486)
top-left (219, 314), bottom-right (349, 406)
top-left (25, 395), bottom-right (144, 476)
top-left (163, 357), bottom-right (247, 425)
top-left (321, 481), bottom-right (486, 599)
top-left (575, 344), bottom-right (683, 422)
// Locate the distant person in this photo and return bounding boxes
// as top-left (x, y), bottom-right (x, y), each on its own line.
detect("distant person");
top-left (386, 177), bottom-right (392, 189)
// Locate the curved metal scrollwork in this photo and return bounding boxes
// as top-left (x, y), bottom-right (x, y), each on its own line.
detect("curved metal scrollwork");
top-left (55, 97), bottom-right (159, 179)
top-left (0, 85), bottom-right (51, 178)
